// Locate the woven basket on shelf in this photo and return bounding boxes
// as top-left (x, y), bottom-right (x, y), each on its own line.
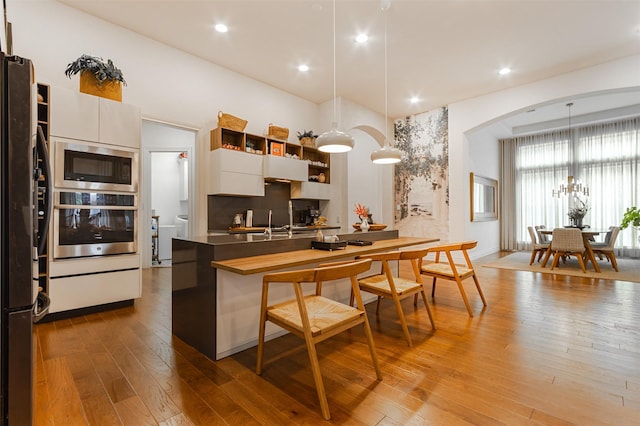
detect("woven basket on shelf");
top-left (218, 111), bottom-right (247, 131)
top-left (268, 123), bottom-right (289, 140)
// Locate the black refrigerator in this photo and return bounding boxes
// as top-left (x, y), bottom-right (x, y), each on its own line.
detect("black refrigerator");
top-left (0, 52), bottom-right (51, 424)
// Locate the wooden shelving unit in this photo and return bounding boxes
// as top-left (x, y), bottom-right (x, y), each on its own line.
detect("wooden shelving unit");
top-left (36, 83), bottom-right (50, 293)
top-left (302, 146), bottom-right (330, 184)
top-left (209, 127), bottom-right (330, 183)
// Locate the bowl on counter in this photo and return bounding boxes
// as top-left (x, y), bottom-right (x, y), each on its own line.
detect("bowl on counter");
top-left (353, 223), bottom-right (387, 231)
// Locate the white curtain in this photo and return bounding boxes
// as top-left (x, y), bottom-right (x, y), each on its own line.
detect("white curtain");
top-left (501, 117), bottom-right (640, 257)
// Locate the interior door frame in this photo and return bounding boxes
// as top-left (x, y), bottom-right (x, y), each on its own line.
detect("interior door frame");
top-left (141, 119), bottom-right (197, 268)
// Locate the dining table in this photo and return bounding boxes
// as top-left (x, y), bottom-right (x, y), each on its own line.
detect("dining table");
top-left (539, 228), bottom-right (607, 272)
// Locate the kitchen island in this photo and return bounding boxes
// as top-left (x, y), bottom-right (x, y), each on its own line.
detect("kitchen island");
top-left (172, 230), bottom-right (437, 361)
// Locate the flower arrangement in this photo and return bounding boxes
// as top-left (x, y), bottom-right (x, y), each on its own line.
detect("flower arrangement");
top-left (568, 196), bottom-right (589, 225)
top-left (354, 203), bottom-right (369, 220)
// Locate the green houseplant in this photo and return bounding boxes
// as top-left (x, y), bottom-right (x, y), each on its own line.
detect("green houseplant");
top-left (65, 54), bottom-right (126, 101)
top-left (620, 206), bottom-right (640, 230)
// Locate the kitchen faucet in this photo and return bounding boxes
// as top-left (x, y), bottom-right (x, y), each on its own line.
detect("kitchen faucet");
top-left (264, 210), bottom-right (272, 239)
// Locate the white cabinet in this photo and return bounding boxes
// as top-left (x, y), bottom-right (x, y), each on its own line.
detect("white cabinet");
top-left (208, 149), bottom-right (265, 196)
top-left (50, 85), bottom-right (99, 141)
top-left (49, 85), bottom-right (140, 148)
top-left (291, 181), bottom-right (332, 200)
top-left (99, 98), bottom-right (141, 148)
top-left (263, 155), bottom-right (307, 181)
top-left (48, 254), bottom-right (141, 313)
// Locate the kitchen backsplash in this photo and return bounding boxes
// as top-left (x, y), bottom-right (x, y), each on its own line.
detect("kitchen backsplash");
top-left (208, 182), bottom-right (319, 231)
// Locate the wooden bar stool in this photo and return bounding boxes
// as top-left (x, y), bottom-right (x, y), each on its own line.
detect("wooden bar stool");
top-left (256, 259), bottom-right (381, 420)
top-left (354, 249), bottom-right (436, 347)
top-left (419, 241), bottom-right (487, 317)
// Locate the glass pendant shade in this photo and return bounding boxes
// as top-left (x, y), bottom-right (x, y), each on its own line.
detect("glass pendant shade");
top-left (316, 123), bottom-right (355, 153)
top-left (371, 144), bottom-right (402, 164)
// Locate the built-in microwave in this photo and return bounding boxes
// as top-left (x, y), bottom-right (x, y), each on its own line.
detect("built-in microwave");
top-left (53, 139), bottom-right (138, 192)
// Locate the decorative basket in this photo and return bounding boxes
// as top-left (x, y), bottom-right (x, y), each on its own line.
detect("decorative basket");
top-left (268, 123), bottom-right (289, 140)
top-left (218, 111), bottom-right (247, 131)
top-left (300, 136), bottom-right (315, 147)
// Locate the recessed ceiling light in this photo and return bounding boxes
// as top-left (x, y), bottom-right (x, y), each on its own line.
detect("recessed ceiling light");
top-left (214, 24), bottom-right (228, 33)
top-left (498, 67), bottom-right (511, 76)
top-left (298, 64), bottom-right (309, 72)
top-left (410, 96), bottom-right (420, 104)
top-left (355, 33), bottom-right (368, 43)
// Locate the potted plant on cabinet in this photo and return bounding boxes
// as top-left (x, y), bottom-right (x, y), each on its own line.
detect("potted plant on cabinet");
top-left (65, 54), bottom-right (126, 102)
top-left (297, 130), bottom-right (318, 147)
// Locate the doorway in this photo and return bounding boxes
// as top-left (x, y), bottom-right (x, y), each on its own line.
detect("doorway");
top-left (142, 120), bottom-right (197, 268)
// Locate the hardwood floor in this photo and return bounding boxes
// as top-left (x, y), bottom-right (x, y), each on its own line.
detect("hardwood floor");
top-left (35, 254), bottom-right (640, 425)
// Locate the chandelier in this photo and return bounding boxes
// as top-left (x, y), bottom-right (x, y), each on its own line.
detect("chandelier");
top-left (552, 175), bottom-right (589, 198)
top-left (551, 103), bottom-right (590, 198)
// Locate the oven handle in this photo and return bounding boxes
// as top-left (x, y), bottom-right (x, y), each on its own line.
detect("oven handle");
top-left (54, 204), bottom-right (137, 210)
top-left (36, 125), bottom-right (53, 256)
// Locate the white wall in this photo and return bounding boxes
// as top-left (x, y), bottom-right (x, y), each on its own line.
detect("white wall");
top-left (464, 127), bottom-right (501, 256)
top-left (448, 54), bottom-right (640, 257)
top-left (340, 98), bottom-right (394, 229)
top-left (7, 0), bottom-right (321, 239)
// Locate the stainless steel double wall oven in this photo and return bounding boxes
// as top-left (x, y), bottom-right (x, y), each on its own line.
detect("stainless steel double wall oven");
top-left (52, 139), bottom-right (139, 259)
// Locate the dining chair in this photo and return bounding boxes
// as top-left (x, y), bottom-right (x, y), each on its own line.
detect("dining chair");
top-left (354, 249), bottom-right (436, 347)
top-left (528, 226), bottom-right (549, 265)
top-left (419, 241), bottom-right (487, 317)
top-left (590, 226), bottom-right (620, 271)
top-left (535, 225), bottom-right (551, 244)
top-left (256, 259), bottom-right (381, 420)
top-left (549, 228), bottom-right (586, 272)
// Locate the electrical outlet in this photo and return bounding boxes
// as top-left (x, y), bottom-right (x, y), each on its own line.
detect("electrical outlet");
top-left (336, 216), bottom-right (340, 224)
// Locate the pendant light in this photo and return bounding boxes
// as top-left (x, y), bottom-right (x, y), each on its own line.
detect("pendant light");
top-left (371, 0), bottom-right (401, 164)
top-left (316, 0), bottom-right (355, 153)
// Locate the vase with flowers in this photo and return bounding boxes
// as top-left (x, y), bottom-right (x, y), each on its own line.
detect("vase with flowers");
top-left (568, 196), bottom-right (589, 228)
top-left (354, 203), bottom-right (371, 232)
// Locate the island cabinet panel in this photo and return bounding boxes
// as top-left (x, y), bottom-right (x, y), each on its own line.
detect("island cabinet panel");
top-left (263, 155), bottom-right (307, 181)
top-left (291, 181), bottom-right (332, 200)
top-left (208, 148), bottom-right (264, 196)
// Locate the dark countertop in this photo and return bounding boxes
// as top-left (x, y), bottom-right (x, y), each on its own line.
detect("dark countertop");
top-left (173, 229), bottom-right (399, 261)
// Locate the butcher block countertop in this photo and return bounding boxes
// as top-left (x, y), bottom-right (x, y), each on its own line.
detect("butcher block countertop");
top-left (210, 236), bottom-right (438, 275)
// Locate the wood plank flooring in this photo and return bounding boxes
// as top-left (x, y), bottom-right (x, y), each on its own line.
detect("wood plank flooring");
top-left (34, 253), bottom-right (640, 425)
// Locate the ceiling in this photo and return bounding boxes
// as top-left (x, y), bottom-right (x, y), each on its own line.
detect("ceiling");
top-left (58, 0), bottom-right (640, 124)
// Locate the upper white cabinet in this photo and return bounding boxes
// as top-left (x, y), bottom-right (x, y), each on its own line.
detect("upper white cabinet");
top-left (291, 181), bottom-right (332, 200)
top-left (99, 98), bottom-right (141, 148)
top-left (208, 149), bottom-right (265, 196)
top-left (49, 86), bottom-right (140, 148)
top-left (50, 85), bottom-right (99, 141)
top-left (263, 155), bottom-right (307, 181)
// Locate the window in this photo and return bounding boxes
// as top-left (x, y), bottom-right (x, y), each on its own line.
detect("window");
top-left (505, 117), bottom-right (640, 254)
